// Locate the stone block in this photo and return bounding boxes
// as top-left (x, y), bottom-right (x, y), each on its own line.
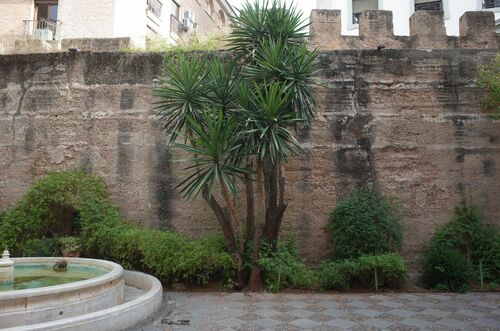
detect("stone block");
top-left (459, 11), bottom-right (496, 38)
top-left (410, 11), bottom-right (448, 49)
top-left (360, 10), bottom-right (394, 38)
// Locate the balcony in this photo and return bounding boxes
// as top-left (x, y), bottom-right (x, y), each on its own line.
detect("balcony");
top-left (170, 14), bottom-right (185, 41)
top-left (24, 19), bottom-right (62, 41)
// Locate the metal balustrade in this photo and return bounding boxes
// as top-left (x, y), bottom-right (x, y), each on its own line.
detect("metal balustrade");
top-left (23, 19), bottom-right (62, 41)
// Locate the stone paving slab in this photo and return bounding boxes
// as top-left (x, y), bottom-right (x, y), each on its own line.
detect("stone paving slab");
top-left (133, 292), bottom-right (500, 331)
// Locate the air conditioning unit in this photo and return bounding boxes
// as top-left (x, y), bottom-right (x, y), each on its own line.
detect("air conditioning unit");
top-left (182, 10), bottom-right (195, 31)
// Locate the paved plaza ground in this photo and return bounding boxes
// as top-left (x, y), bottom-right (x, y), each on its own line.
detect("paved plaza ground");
top-left (133, 291), bottom-right (500, 331)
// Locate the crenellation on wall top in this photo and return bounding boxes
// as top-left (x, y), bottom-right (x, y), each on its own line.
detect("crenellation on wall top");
top-left (310, 10), bottom-right (499, 50)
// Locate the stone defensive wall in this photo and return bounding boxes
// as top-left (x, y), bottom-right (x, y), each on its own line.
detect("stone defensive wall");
top-left (0, 10), bottom-right (499, 272)
top-left (310, 10), bottom-right (499, 50)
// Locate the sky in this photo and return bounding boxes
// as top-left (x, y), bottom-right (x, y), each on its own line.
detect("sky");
top-left (228, 0), bottom-right (315, 22)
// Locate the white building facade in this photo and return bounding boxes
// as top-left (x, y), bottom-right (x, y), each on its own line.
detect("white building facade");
top-left (0, 0), bottom-right (233, 49)
top-left (316, 0), bottom-right (500, 35)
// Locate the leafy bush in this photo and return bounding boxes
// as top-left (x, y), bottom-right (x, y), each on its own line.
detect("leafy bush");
top-left (315, 260), bottom-right (352, 291)
top-left (60, 236), bottom-right (82, 255)
top-left (421, 201), bottom-right (500, 291)
top-left (88, 223), bottom-right (234, 284)
top-left (478, 54), bottom-right (500, 116)
top-left (21, 238), bottom-right (61, 257)
top-left (258, 241), bottom-right (315, 292)
top-left (421, 242), bottom-right (472, 292)
top-left (329, 190), bottom-right (403, 259)
top-left (0, 171), bottom-right (233, 285)
top-left (431, 202), bottom-right (500, 283)
top-left (316, 253), bottom-right (407, 291)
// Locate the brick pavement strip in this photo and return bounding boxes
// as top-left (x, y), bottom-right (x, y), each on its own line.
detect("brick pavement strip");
top-left (133, 292), bottom-right (500, 331)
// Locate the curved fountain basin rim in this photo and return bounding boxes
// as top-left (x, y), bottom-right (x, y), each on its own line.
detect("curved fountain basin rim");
top-left (3, 270), bottom-right (163, 331)
top-left (0, 257), bottom-right (123, 300)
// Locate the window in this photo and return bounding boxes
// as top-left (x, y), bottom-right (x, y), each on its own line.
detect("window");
top-left (219, 10), bottom-right (226, 26)
top-left (207, 0), bottom-right (214, 16)
top-left (415, 0), bottom-right (443, 11)
top-left (483, 0), bottom-right (500, 8)
top-left (34, 0), bottom-right (58, 21)
top-left (352, 0), bottom-right (377, 25)
top-left (147, 0), bottom-right (163, 18)
top-left (171, 0), bottom-right (180, 19)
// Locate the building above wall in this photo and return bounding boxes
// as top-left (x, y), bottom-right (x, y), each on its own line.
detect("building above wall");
top-left (0, 0), bottom-right (235, 54)
top-left (316, 0), bottom-right (500, 36)
top-left (310, 9), bottom-right (499, 50)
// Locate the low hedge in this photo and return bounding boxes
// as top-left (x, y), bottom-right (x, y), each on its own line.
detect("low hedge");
top-left (0, 171), bottom-right (233, 285)
top-left (316, 253), bottom-right (407, 291)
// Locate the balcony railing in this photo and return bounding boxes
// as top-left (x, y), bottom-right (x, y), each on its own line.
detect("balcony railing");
top-left (170, 14), bottom-right (184, 37)
top-left (23, 19), bottom-right (62, 41)
top-left (147, 0), bottom-right (163, 18)
top-left (483, 0), bottom-right (500, 9)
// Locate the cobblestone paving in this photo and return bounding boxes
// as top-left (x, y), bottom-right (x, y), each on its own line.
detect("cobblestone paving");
top-left (139, 292), bottom-right (500, 331)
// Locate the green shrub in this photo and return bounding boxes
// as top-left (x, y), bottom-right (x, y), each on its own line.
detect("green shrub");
top-left (478, 54), bottom-right (500, 116)
top-left (21, 238), bottom-right (61, 257)
top-left (315, 260), bottom-right (352, 290)
top-left (0, 171), bottom-right (234, 285)
top-left (430, 202), bottom-right (500, 283)
top-left (329, 190), bottom-right (403, 259)
top-left (60, 236), bottom-right (82, 255)
top-left (0, 171), bottom-right (121, 254)
top-left (258, 241), bottom-right (315, 292)
top-left (316, 253), bottom-right (407, 291)
top-left (421, 242), bottom-right (472, 292)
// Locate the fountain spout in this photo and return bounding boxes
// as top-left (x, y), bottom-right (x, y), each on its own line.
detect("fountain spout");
top-left (0, 247), bottom-right (14, 288)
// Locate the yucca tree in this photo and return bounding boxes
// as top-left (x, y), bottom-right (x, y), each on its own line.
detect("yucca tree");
top-left (155, 0), bottom-right (318, 290)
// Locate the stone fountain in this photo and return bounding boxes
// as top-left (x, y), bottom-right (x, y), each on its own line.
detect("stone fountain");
top-left (0, 247), bottom-right (14, 288)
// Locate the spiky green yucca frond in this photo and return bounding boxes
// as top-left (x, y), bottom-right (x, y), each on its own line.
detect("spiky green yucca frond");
top-left (206, 59), bottom-right (238, 112)
top-left (228, 0), bottom-right (309, 60)
top-left (175, 110), bottom-right (251, 200)
top-left (241, 82), bottom-right (303, 163)
top-left (243, 39), bottom-right (320, 122)
top-left (154, 56), bottom-right (208, 143)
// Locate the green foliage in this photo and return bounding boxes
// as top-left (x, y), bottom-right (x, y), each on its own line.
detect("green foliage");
top-left (421, 242), bottom-right (472, 292)
top-left (59, 236), bottom-right (81, 254)
top-left (316, 253), bottom-right (407, 291)
top-left (0, 171), bottom-right (121, 254)
top-left (88, 223), bottom-right (234, 284)
top-left (423, 201), bottom-right (500, 286)
top-left (478, 54), bottom-right (500, 116)
top-left (123, 34), bottom-right (224, 53)
top-left (228, 0), bottom-right (309, 59)
top-left (175, 110), bottom-right (250, 200)
top-left (258, 241), bottom-right (315, 292)
top-left (0, 171), bottom-right (234, 285)
top-left (21, 238), bottom-right (61, 257)
top-left (329, 190), bottom-right (403, 260)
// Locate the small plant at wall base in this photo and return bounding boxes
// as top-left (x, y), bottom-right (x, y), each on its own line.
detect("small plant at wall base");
top-left (154, 0), bottom-right (317, 290)
top-left (421, 199), bottom-right (500, 292)
top-left (60, 236), bottom-right (81, 257)
top-left (329, 190), bottom-right (403, 260)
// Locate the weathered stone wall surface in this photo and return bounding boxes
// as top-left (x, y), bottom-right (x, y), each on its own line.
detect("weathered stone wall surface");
top-left (0, 47), bottom-right (499, 271)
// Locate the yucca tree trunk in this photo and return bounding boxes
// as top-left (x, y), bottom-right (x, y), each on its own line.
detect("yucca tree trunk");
top-left (202, 188), bottom-right (245, 289)
top-left (244, 171), bottom-right (255, 243)
top-left (249, 225), bottom-right (264, 291)
top-left (262, 162), bottom-right (287, 249)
